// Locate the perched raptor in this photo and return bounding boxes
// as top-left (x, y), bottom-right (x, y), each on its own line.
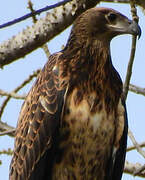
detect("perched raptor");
top-left (10, 7), bottom-right (141, 180)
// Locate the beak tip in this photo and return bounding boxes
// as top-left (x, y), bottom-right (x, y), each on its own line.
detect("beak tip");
top-left (131, 21), bottom-right (141, 39)
top-left (137, 25), bottom-right (141, 39)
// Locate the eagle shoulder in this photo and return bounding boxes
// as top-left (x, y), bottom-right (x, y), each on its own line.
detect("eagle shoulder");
top-left (9, 52), bottom-right (67, 180)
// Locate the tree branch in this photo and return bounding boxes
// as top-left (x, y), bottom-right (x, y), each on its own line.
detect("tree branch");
top-left (0, 89), bottom-right (26, 99)
top-left (127, 141), bottom-right (145, 152)
top-left (128, 129), bottom-right (145, 159)
top-left (102, 0), bottom-right (145, 10)
top-left (0, 0), bottom-right (100, 68)
top-left (0, 148), bottom-right (13, 156)
top-left (129, 84), bottom-right (145, 97)
top-left (0, 148), bottom-right (13, 166)
top-left (0, 129), bottom-right (15, 136)
top-left (0, 69), bottom-right (40, 119)
top-left (124, 161), bottom-right (145, 178)
top-left (27, 0), bottom-right (51, 59)
top-left (0, 0), bottom-right (72, 29)
top-left (134, 164), bottom-right (145, 176)
top-left (0, 121), bottom-right (15, 137)
top-left (123, 0), bottom-right (139, 100)
top-left (103, 0), bottom-right (129, 4)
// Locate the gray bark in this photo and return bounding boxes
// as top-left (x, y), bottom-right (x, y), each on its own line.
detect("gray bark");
top-left (0, 0), bottom-right (100, 68)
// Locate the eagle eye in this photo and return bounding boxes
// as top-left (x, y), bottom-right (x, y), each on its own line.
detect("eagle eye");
top-left (107, 13), bottom-right (117, 22)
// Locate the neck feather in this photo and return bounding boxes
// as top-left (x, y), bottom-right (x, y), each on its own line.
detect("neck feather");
top-left (59, 38), bottom-right (123, 113)
top-left (60, 39), bottom-right (112, 81)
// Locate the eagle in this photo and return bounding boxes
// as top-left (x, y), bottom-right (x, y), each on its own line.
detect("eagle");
top-left (9, 7), bottom-right (141, 180)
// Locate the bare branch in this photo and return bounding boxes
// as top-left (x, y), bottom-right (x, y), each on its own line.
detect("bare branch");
top-left (128, 129), bottom-right (145, 159)
top-left (0, 121), bottom-right (15, 137)
top-left (0, 69), bottom-right (40, 119)
top-left (134, 164), bottom-right (145, 176)
top-left (0, 148), bottom-right (13, 156)
top-left (0, 129), bottom-right (15, 136)
top-left (124, 161), bottom-right (145, 178)
top-left (42, 44), bottom-right (51, 59)
top-left (127, 141), bottom-right (145, 152)
top-left (129, 84), bottom-right (145, 97)
top-left (0, 0), bottom-right (72, 29)
top-left (28, 0), bottom-right (50, 59)
top-left (27, 0), bottom-right (37, 23)
top-left (0, 89), bottom-right (26, 99)
top-left (102, 0), bottom-right (145, 10)
top-left (0, 148), bottom-right (13, 166)
top-left (0, 0), bottom-right (100, 68)
top-left (102, 0), bottom-right (129, 4)
top-left (123, 0), bottom-right (139, 100)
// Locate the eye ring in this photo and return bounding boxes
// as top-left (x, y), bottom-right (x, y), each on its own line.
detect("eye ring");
top-left (107, 13), bottom-right (117, 22)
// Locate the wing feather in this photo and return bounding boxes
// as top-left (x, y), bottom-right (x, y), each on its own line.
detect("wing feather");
top-left (9, 52), bottom-right (67, 180)
top-left (107, 98), bottom-right (128, 180)
top-left (112, 98), bottom-right (128, 180)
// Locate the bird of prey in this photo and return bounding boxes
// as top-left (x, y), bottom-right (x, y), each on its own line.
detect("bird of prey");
top-left (9, 7), bottom-right (141, 180)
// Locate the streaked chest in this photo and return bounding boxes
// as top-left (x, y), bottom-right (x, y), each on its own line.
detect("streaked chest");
top-left (52, 88), bottom-right (116, 180)
top-left (64, 88), bottom-right (115, 133)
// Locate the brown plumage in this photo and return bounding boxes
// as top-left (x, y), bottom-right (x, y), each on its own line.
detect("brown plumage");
top-left (9, 7), bottom-right (141, 180)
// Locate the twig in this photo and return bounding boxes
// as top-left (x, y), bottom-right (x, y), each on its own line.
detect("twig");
top-left (129, 84), bottom-right (145, 97)
top-left (0, 121), bottom-right (15, 137)
top-left (0, 69), bottom-right (40, 120)
top-left (127, 141), bottom-right (145, 152)
top-left (42, 44), bottom-right (51, 59)
top-left (123, 0), bottom-right (138, 100)
top-left (28, 0), bottom-right (50, 59)
top-left (27, 0), bottom-right (37, 23)
top-left (0, 0), bottom-right (72, 29)
top-left (0, 148), bottom-right (13, 166)
top-left (128, 128), bottom-right (145, 159)
top-left (134, 164), bottom-right (145, 176)
top-left (0, 129), bottom-right (15, 136)
top-left (102, 0), bottom-right (129, 3)
top-left (0, 148), bottom-right (13, 156)
top-left (124, 161), bottom-right (145, 177)
top-left (0, 89), bottom-right (26, 99)
top-left (102, 0), bottom-right (145, 10)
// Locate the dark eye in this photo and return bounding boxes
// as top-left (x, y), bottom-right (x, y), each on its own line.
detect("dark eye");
top-left (107, 13), bottom-right (117, 22)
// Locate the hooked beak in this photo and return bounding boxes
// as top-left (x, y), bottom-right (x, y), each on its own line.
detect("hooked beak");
top-left (108, 18), bottom-right (141, 39)
top-left (127, 20), bottom-right (141, 39)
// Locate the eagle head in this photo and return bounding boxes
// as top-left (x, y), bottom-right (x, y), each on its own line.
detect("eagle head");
top-left (72, 7), bottom-right (141, 44)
